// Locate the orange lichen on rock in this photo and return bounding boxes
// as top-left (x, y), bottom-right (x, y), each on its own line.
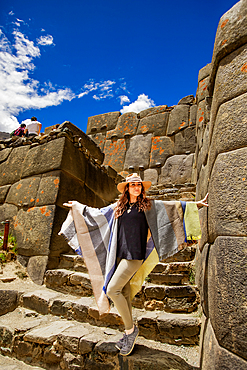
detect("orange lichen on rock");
top-left (221, 39), bottom-right (227, 46)
top-left (221, 19), bottom-right (229, 28)
top-left (199, 117), bottom-right (204, 123)
top-left (27, 207), bottom-right (35, 213)
top-left (30, 198), bottom-right (35, 202)
top-left (40, 206), bottom-right (47, 214)
top-left (16, 184), bottom-right (22, 190)
top-left (241, 63), bottom-right (247, 73)
top-left (54, 178), bottom-right (59, 188)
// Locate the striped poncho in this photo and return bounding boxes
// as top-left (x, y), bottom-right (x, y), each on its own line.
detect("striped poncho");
top-left (59, 200), bottom-right (201, 315)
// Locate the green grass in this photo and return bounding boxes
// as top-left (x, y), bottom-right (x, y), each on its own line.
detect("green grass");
top-left (0, 231), bottom-right (17, 263)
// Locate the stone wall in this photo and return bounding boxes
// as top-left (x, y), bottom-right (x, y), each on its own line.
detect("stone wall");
top-left (195, 0), bottom-right (247, 368)
top-left (0, 122), bottom-right (120, 284)
top-left (87, 95), bottom-right (197, 186)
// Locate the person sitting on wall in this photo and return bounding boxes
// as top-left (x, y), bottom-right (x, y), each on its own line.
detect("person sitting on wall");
top-left (11, 123), bottom-right (26, 138)
top-left (24, 116), bottom-right (42, 138)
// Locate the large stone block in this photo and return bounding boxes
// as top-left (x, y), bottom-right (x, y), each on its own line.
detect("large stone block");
top-left (208, 148), bottom-right (247, 242)
top-left (208, 236), bottom-right (247, 360)
top-left (22, 137), bottom-right (87, 183)
top-left (198, 63), bottom-right (212, 83)
top-left (0, 290), bottom-right (18, 316)
top-left (177, 95), bottom-right (195, 105)
top-left (59, 121), bottom-right (104, 164)
top-left (21, 137), bottom-right (65, 178)
top-left (0, 146), bottom-right (30, 186)
top-left (106, 112), bottom-right (138, 139)
top-left (0, 203), bottom-right (18, 230)
top-left (137, 105), bottom-right (168, 119)
top-left (196, 76), bottom-right (210, 103)
top-left (196, 163), bottom-right (210, 200)
top-left (85, 160), bottom-right (119, 203)
top-left (6, 176), bottom-right (41, 208)
top-left (124, 134), bottom-right (152, 171)
top-left (27, 255), bottom-right (49, 285)
top-left (0, 147), bottom-right (12, 163)
top-left (174, 127), bottom-right (196, 155)
top-left (0, 185), bottom-right (11, 204)
top-left (89, 132), bottom-right (106, 151)
top-left (189, 104), bottom-right (197, 127)
top-left (143, 169), bottom-right (158, 186)
top-left (48, 206), bottom-right (72, 265)
top-left (196, 125), bottom-right (209, 175)
top-left (166, 105), bottom-right (189, 136)
top-left (137, 112), bottom-right (169, 136)
top-left (103, 139), bottom-right (126, 173)
top-left (210, 44), bottom-right (247, 141)
top-left (149, 136), bottom-right (174, 168)
top-left (87, 112), bottom-right (120, 134)
top-left (201, 319), bottom-right (247, 370)
top-left (210, 0), bottom-right (247, 92)
top-left (208, 92), bottom-right (247, 176)
top-left (195, 243), bottom-right (210, 317)
top-left (159, 154), bottom-right (194, 185)
top-left (35, 171), bottom-right (61, 206)
top-left (13, 205), bottom-right (55, 256)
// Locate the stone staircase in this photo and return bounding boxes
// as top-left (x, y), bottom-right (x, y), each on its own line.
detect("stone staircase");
top-left (0, 244), bottom-right (200, 370)
top-left (0, 184), bottom-right (201, 369)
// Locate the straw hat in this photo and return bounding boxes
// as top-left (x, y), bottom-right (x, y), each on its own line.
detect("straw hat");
top-left (117, 173), bottom-right (151, 193)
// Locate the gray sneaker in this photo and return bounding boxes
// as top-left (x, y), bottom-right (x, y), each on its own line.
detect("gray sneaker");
top-left (115, 333), bottom-right (126, 350)
top-left (120, 325), bottom-right (139, 356)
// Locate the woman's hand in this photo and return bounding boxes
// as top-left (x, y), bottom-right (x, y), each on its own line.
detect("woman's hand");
top-left (196, 193), bottom-right (209, 208)
top-left (63, 201), bottom-right (74, 208)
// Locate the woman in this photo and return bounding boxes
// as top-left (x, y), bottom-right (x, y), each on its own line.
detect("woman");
top-left (60, 173), bottom-right (208, 356)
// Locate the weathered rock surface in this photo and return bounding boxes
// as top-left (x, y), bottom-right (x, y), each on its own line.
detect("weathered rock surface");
top-left (167, 105), bottom-right (189, 135)
top-left (149, 136), bottom-right (174, 168)
top-left (0, 290), bottom-right (18, 316)
top-left (208, 148), bottom-right (247, 242)
top-left (87, 112), bottom-right (120, 134)
top-left (201, 319), bottom-right (247, 370)
top-left (124, 134), bottom-right (153, 171)
top-left (208, 236), bottom-right (247, 360)
top-left (159, 154), bottom-right (194, 185)
top-left (137, 112), bottom-right (169, 136)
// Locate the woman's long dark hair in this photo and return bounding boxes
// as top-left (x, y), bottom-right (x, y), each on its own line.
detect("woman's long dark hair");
top-left (114, 183), bottom-right (151, 218)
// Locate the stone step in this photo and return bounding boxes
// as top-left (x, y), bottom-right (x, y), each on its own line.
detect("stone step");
top-left (132, 283), bottom-right (199, 313)
top-left (58, 243), bottom-right (197, 272)
top-left (149, 261), bottom-right (195, 285)
top-left (0, 306), bottom-right (199, 369)
top-left (58, 254), bottom-right (195, 278)
top-left (20, 287), bottom-right (201, 346)
top-left (44, 269), bottom-right (199, 313)
top-left (58, 253), bottom-right (88, 273)
top-left (45, 269), bottom-right (93, 296)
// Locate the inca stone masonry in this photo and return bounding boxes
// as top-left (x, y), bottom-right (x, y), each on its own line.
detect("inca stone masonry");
top-left (0, 1), bottom-right (246, 368)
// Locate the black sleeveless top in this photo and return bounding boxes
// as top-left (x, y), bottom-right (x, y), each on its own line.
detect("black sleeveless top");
top-left (117, 203), bottom-right (149, 260)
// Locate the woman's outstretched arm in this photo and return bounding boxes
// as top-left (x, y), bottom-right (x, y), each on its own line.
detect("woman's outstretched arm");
top-left (195, 193), bottom-right (209, 208)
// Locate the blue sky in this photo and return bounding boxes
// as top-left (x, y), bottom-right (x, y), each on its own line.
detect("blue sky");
top-left (0, 0), bottom-right (239, 133)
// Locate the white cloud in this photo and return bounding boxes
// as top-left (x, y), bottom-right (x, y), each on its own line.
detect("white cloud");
top-left (120, 94), bottom-right (155, 114)
top-left (119, 95), bottom-right (130, 105)
top-left (78, 79), bottom-right (115, 100)
top-left (37, 35), bottom-right (54, 46)
top-left (0, 29), bottom-right (74, 133)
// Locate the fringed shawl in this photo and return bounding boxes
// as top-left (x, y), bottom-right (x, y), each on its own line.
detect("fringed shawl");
top-left (59, 200), bottom-right (201, 315)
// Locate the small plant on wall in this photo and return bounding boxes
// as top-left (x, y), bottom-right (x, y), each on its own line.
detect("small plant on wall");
top-left (0, 231), bottom-right (17, 264)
